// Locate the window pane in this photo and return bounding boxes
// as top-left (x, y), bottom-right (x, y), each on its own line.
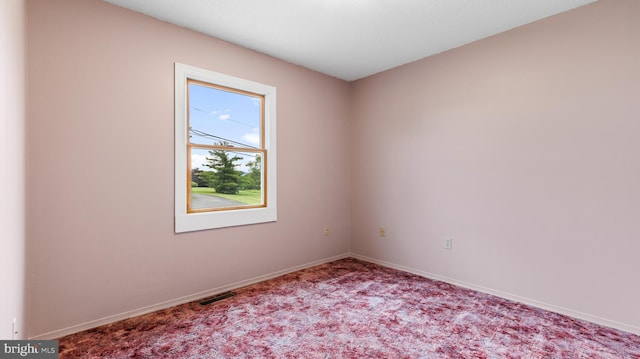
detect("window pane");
top-left (188, 82), bottom-right (262, 148)
top-left (190, 148), bottom-right (264, 211)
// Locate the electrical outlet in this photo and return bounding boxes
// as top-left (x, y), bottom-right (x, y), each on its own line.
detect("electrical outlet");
top-left (444, 237), bottom-right (453, 250)
top-left (323, 226), bottom-right (330, 236)
top-left (379, 227), bottom-right (386, 237)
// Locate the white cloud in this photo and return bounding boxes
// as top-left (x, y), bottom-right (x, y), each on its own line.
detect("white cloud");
top-left (242, 128), bottom-right (260, 145)
top-left (191, 152), bottom-right (209, 170)
top-left (218, 113), bottom-right (231, 121)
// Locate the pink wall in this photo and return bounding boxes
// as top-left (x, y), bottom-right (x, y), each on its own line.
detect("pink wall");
top-left (350, 0), bottom-right (640, 333)
top-left (26, 0), bottom-right (640, 338)
top-left (1, 0), bottom-right (26, 340)
top-left (26, 0), bottom-right (351, 338)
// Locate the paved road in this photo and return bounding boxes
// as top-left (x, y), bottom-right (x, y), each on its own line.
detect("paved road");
top-left (191, 193), bottom-right (246, 210)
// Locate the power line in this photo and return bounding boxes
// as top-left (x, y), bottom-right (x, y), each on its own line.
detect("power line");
top-left (189, 128), bottom-right (259, 149)
top-left (191, 106), bottom-right (255, 128)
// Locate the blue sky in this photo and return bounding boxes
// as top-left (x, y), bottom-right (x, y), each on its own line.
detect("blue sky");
top-left (188, 82), bottom-right (262, 171)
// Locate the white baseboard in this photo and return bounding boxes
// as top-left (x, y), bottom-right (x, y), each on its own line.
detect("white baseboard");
top-left (30, 253), bottom-right (350, 340)
top-left (349, 253), bottom-right (640, 336)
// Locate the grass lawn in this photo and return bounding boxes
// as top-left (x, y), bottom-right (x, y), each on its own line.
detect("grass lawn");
top-left (191, 187), bottom-right (262, 205)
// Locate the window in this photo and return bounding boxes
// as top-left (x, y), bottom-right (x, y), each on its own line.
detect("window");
top-left (175, 63), bottom-right (276, 232)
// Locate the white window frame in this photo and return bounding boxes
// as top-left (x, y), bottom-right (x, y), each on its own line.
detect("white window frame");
top-left (175, 63), bottom-right (277, 233)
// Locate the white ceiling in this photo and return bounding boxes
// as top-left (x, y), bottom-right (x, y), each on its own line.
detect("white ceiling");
top-left (104, 0), bottom-right (597, 81)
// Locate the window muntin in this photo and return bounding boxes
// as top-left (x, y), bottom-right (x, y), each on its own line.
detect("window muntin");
top-left (175, 63), bottom-right (277, 233)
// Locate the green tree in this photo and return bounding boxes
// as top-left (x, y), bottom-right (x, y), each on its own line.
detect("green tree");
top-left (191, 168), bottom-right (209, 187)
top-left (243, 154), bottom-right (262, 190)
top-left (205, 142), bottom-right (243, 194)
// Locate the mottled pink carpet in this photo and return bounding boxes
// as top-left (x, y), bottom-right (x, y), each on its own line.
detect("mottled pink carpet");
top-left (58, 258), bottom-right (640, 358)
